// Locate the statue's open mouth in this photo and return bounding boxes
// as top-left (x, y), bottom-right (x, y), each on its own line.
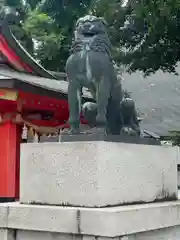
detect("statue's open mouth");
top-left (83, 32), bottom-right (96, 37)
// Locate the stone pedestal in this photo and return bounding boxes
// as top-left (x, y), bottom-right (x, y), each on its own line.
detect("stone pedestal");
top-left (0, 136), bottom-right (179, 239)
top-left (1, 201), bottom-right (180, 239)
top-left (20, 136), bottom-right (178, 207)
top-left (0, 229), bottom-right (15, 240)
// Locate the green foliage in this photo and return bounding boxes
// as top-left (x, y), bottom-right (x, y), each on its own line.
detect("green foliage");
top-left (116, 0), bottom-right (180, 75)
top-left (4, 0), bottom-right (180, 74)
top-left (5, 0), bottom-right (22, 7)
top-left (90, 0), bottom-right (130, 65)
top-left (22, 9), bottom-right (65, 70)
top-left (0, 1), bottom-right (34, 54)
top-left (90, 0), bottom-right (180, 76)
top-left (17, 0), bottom-right (92, 70)
top-left (26, 0), bottom-right (40, 9)
top-left (36, 0), bottom-right (92, 70)
top-left (40, 0), bottom-right (92, 25)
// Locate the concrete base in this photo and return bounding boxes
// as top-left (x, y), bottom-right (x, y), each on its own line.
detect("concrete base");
top-left (20, 141), bottom-right (178, 207)
top-left (0, 229), bottom-right (14, 240)
top-left (13, 228), bottom-right (180, 240)
top-left (133, 227), bottom-right (180, 240)
top-left (1, 201), bottom-right (180, 239)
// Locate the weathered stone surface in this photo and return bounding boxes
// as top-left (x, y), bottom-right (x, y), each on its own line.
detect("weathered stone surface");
top-left (133, 226), bottom-right (180, 239)
top-left (20, 141), bottom-right (177, 207)
top-left (7, 227), bottom-right (180, 240)
top-left (8, 203), bottom-right (77, 234)
top-left (1, 201), bottom-right (180, 237)
top-left (13, 228), bottom-right (180, 240)
top-left (16, 231), bottom-right (79, 240)
top-left (0, 204), bottom-right (9, 228)
top-left (0, 229), bottom-right (15, 240)
top-left (15, 232), bottom-right (130, 240)
top-left (80, 201), bottom-right (180, 236)
top-left (1, 201), bottom-right (180, 236)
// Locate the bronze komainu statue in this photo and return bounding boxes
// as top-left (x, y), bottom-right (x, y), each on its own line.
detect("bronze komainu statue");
top-left (66, 15), bottom-right (140, 135)
top-left (66, 15), bottom-right (119, 134)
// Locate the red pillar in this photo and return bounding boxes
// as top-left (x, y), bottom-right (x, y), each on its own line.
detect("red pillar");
top-left (0, 122), bottom-right (21, 202)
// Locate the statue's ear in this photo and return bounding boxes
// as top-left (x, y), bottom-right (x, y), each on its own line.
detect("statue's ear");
top-left (99, 17), bottom-right (107, 26)
top-left (75, 18), bottom-right (81, 28)
top-left (75, 21), bottom-right (79, 28)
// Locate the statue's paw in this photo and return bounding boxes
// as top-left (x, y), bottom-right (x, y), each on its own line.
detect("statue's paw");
top-left (121, 126), bottom-right (136, 136)
top-left (121, 126), bottom-right (130, 134)
top-left (61, 128), bottom-right (81, 135)
top-left (85, 127), bottom-right (107, 135)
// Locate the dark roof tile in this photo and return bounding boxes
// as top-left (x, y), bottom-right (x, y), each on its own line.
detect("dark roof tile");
top-left (122, 66), bottom-right (180, 136)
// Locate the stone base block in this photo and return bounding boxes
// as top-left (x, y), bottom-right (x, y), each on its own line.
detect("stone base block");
top-left (1, 201), bottom-right (180, 238)
top-left (1, 227), bottom-right (180, 240)
top-left (133, 227), bottom-right (180, 240)
top-left (0, 229), bottom-right (14, 240)
top-left (4, 201), bottom-right (180, 237)
top-left (16, 231), bottom-right (80, 240)
top-left (14, 228), bottom-right (180, 240)
top-left (20, 139), bottom-right (178, 207)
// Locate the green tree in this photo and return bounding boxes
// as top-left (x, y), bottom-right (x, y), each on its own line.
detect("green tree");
top-left (116, 0), bottom-right (180, 75)
top-left (22, 9), bottom-right (65, 70)
top-left (3, 0), bottom-right (93, 71)
top-left (35, 0), bottom-right (92, 70)
top-left (20, 0), bottom-right (93, 71)
top-left (90, 0), bottom-right (180, 76)
top-left (90, 0), bottom-right (131, 66)
top-left (5, 0), bottom-right (180, 75)
top-left (0, 0), bottom-right (34, 53)
top-left (20, 0), bottom-right (67, 71)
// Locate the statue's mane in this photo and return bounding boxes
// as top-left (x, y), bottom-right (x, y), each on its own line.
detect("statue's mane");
top-left (75, 15), bottom-right (107, 28)
top-left (71, 15), bottom-right (111, 57)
